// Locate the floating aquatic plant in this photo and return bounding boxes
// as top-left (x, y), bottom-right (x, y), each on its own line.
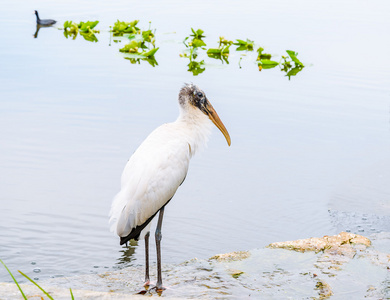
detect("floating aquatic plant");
top-left (112, 20), bottom-right (140, 36)
top-left (183, 28), bottom-right (207, 48)
top-left (57, 18), bottom-right (307, 77)
top-left (234, 38), bottom-right (254, 51)
top-left (256, 47), bottom-right (305, 79)
top-left (280, 50), bottom-right (305, 79)
top-left (258, 59), bottom-right (280, 70)
top-left (118, 21), bottom-right (159, 66)
top-left (120, 43), bottom-right (159, 59)
top-left (78, 21), bottom-right (99, 33)
top-left (63, 20), bottom-right (99, 42)
top-left (206, 36), bottom-right (232, 64)
top-left (181, 28), bottom-right (207, 75)
top-left (286, 50), bottom-right (304, 67)
top-left (256, 47), bottom-right (279, 70)
top-left (256, 47), bottom-right (272, 60)
top-left (187, 60), bottom-right (206, 76)
top-left (189, 28), bottom-right (206, 47)
top-left (124, 56), bottom-right (158, 67)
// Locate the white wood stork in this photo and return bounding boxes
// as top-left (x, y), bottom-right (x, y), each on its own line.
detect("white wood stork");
top-left (109, 83), bottom-right (231, 291)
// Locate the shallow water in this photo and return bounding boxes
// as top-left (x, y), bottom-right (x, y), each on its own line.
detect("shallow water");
top-left (18, 235), bottom-right (390, 299)
top-left (0, 0), bottom-right (390, 291)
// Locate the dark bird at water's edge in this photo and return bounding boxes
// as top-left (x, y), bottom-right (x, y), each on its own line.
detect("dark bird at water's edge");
top-left (34, 10), bottom-right (56, 26)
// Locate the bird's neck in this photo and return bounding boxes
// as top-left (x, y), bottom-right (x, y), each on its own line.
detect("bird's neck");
top-left (175, 108), bottom-right (212, 156)
top-left (35, 12), bottom-right (40, 21)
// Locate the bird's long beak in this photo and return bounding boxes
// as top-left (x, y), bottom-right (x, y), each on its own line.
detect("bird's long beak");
top-left (203, 100), bottom-right (231, 146)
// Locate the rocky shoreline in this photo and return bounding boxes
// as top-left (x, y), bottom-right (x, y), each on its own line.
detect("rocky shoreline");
top-left (1, 232), bottom-right (389, 299)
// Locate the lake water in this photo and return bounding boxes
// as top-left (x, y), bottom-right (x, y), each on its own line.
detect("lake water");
top-left (0, 0), bottom-right (389, 289)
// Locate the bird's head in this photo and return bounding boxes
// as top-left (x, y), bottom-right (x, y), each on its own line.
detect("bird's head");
top-left (179, 83), bottom-right (231, 146)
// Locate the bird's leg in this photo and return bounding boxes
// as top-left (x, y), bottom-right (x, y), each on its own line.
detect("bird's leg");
top-left (155, 207), bottom-right (166, 292)
top-left (144, 231), bottom-right (150, 287)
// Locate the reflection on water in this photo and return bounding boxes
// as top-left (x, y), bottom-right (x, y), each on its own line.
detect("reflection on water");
top-left (33, 24), bottom-right (53, 39)
top-left (124, 56), bottom-right (158, 67)
top-left (116, 241), bottom-right (137, 265)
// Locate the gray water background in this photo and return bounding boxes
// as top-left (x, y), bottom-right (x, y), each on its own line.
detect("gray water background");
top-left (0, 0), bottom-right (389, 284)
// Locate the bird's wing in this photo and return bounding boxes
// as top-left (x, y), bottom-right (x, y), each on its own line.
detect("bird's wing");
top-left (109, 124), bottom-right (191, 238)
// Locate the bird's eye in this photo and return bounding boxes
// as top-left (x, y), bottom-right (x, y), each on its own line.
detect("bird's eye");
top-left (197, 92), bottom-right (203, 98)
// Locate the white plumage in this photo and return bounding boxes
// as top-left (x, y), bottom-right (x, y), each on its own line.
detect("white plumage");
top-left (109, 83), bottom-right (230, 291)
top-left (110, 117), bottom-right (211, 238)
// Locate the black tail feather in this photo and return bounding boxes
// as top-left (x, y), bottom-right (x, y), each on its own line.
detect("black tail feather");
top-left (119, 199), bottom-right (172, 245)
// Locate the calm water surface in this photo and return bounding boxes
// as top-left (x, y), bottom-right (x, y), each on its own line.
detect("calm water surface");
top-left (0, 0), bottom-right (390, 286)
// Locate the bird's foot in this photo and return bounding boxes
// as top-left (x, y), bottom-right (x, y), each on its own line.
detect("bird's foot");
top-left (155, 284), bottom-right (166, 295)
top-left (136, 280), bottom-right (152, 295)
top-left (143, 280), bottom-right (151, 289)
top-left (137, 285), bottom-right (166, 296)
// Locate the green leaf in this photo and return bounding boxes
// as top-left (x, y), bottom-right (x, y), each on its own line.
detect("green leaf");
top-left (222, 45), bottom-right (230, 54)
top-left (286, 66), bottom-right (304, 79)
top-left (63, 20), bottom-right (71, 28)
top-left (281, 58), bottom-right (292, 71)
top-left (70, 288), bottom-right (75, 300)
top-left (207, 53), bottom-right (220, 59)
top-left (141, 29), bottom-right (155, 43)
top-left (112, 20), bottom-right (140, 36)
top-left (234, 39), bottom-right (254, 51)
top-left (143, 56), bottom-right (159, 67)
top-left (113, 21), bottom-right (127, 33)
top-left (64, 20), bottom-right (102, 41)
top-left (121, 47), bottom-right (159, 60)
top-left (256, 47), bottom-right (271, 60)
top-left (258, 59), bottom-right (279, 69)
top-left (188, 60), bottom-right (205, 76)
top-left (128, 33), bottom-right (148, 48)
top-left (63, 20), bottom-right (78, 34)
top-left (89, 21), bottom-right (99, 29)
top-left (79, 21), bottom-right (99, 33)
top-left (187, 28), bottom-right (206, 48)
top-left (18, 270), bottom-right (54, 300)
top-left (260, 53), bottom-right (272, 60)
top-left (219, 37), bottom-right (233, 46)
top-left (207, 45), bottom-right (230, 56)
top-left (124, 55), bottom-right (158, 67)
top-left (286, 50), bottom-right (304, 67)
top-left (235, 39), bottom-right (247, 45)
top-left (191, 38), bottom-right (206, 48)
top-left (119, 40), bottom-right (143, 53)
top-left (236, 45), bottom-right (247, 51)
top-left (80, 32), bottom-right (98, 42)
top-left (207, 51), bottom-right (229, 64)
top-left (125, 57), bottom-right (140, 64)
top-left (0, 259), bottom-right (27, 300)
top-left (207, 48), bottom-right (222, 54)
top-left (190, 28), bottom-right (205, 39)
top-left (141, 47), bottom-right (159, 57)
